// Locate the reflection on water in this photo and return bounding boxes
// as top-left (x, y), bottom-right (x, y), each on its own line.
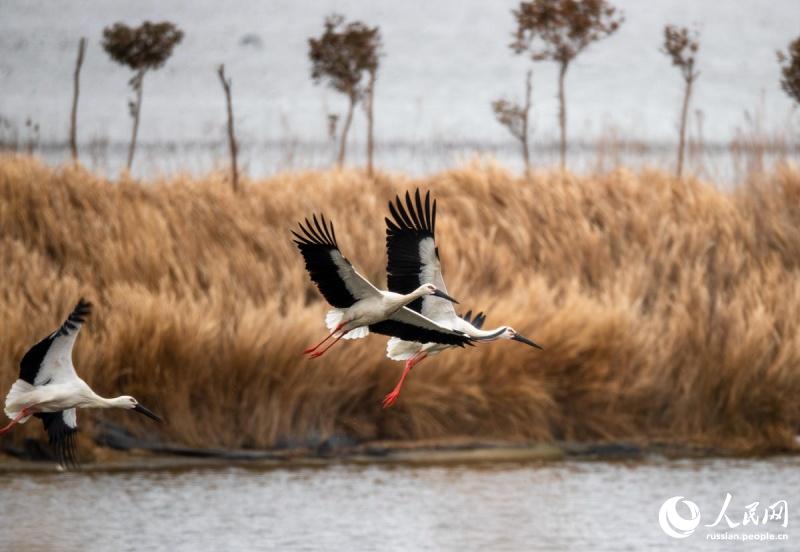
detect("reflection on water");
top-left (1, 457), bottom-right (798, 551)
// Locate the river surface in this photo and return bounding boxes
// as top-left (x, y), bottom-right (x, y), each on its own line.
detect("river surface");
top-left (0, 456), bottom-right (797, 551)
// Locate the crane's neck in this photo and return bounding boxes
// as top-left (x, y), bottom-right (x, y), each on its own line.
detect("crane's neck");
top-left (89, 393), bottom-right (130, 409)
top-left (467, 326), bottom-right (507, 341)
top-left (391, 286), bottom-right (429, 307)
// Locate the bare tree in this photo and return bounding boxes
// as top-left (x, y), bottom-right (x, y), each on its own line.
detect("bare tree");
top-left (25, 118), bottom-right (39, 155)
top-left (511, 0), bottom-right (623, 169)
top-left (662, 25), bottom-right (700, 178)
top-left (778, 36), bottom-right (800, 106)
top-left (308, 14), bottom-right (380, 168)
top-left (365, 64), bottom-right (377, 176)
top-left (102, 21), bottom-right (183, 170)
top-left (69, 37), bottom-right (87, 162)
top-left (217, 65), bottom-right (239, 194)
top-left (492, 69), bottom-right (533, 173)
top-left (327, 113), bottom-right (339, 143)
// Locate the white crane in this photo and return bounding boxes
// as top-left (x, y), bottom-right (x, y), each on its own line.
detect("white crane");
top-left (292, 214), bottom-right (473, 358)
top-left (382, 190), bottom-right (543, 407)
top-left (1, 299), bottom-right (162, 467)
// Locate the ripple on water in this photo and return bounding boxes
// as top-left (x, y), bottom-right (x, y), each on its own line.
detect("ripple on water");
top-left (0, 457), bottom-right (798, 551)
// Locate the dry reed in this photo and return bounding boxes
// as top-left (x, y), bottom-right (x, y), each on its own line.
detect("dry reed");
top-left (1, 155), bottom-right (799, 454)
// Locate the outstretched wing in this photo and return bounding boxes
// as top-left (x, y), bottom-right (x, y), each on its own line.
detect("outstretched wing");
top-left (370, 307), bottom-right (472, 347)
top-left (19, 299), bottom-right (92, 386)
top-left (36, 409), bottom-right (79, 468)
top-left (293, 214), bottom-right (380, 309)
top-left (385, 190), bottom-right (456, 324)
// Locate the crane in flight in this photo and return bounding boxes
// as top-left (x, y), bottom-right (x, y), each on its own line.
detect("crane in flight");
top-left (1, 299), bottom-right (162, 467)
top-left (292, 214), bottom-right (473, 358)
top-left (382, 190), bottom-right (543, 407)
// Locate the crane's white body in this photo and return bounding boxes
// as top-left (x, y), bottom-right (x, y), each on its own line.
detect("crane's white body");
top-left (2, 299), bottom-right (160, 468)
top-left (325, 286), bottom-right (454, 340)
top-left (292, 214), bottom-right (471, 358)
top-left (381, 190), bottom-right (542, 407)
top-left (384, 236), bottom-right (518, 362)
top-left (387, 316), bottom-right (512, 361)
top-left (4, 378), bottom-right (134, 424)
top-left (4, 300), bottom-right (139, 424)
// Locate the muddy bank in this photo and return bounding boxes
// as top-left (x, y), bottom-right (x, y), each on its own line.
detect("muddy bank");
top-left (3, 432), bottom-right (790, 474)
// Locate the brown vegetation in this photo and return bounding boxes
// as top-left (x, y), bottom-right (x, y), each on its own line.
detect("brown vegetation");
top-left (1, 155), bottom-right (799, 455)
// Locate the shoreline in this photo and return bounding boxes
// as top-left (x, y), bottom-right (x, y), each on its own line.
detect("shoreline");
top-left (2, 438), bottom-right (796, 474)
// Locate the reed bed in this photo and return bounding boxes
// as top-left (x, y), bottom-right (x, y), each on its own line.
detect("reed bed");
top-left (1, 154), bottom-right (799, 454)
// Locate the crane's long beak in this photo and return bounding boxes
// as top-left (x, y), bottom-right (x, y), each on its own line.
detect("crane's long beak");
top-left (433, 289), bottom-right (459, 304)
top-left (133, 404), bottom-right (163, 423)
top-left (512, 333), bottom-right (544, 350)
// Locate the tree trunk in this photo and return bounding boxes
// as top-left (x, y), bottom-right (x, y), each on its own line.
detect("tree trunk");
top-left (126, 69), bottom-right (145, 171)
top-left (217, 65), bottom-right (239, 193)
top-left (521, 69), bottom-right (532, 174)
top-left (338, 93), bottom-right (356, 167)
top-left (69, 37), bottom-right (86, 162)
top-left (677, 75), bottom-right (694, 178)
top-left (366, 69), bottom-right (376, 177)
top-left (557, 62), bottom-right (569, 170)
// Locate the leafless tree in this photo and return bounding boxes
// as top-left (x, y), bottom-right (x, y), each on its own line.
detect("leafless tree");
top-left (69, 37), bottom-right (87, 162)
top-left (511, 0), bottom-right (623, 169)
top-left (777, 36), bottom-right (800, 106)
top-left (364, 64), bottom-right (378, 176)
top-left (217, 65), bottom-right (239, 194)
top-left (327, 114), bottom-right (339, 144)
top-left (25, 118), bottom-right (39, 155)
top-left (308, 14), bottom-right (380, 169)
top-left (662, 25), bottom-right (700, 178)
top-left (492, 69), bottom-right (533, 173)
top-left (102, 21), bottom-right (183, 170)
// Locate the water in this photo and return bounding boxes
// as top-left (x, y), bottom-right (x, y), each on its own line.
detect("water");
top-left (1, 0), bottom-right (799, 178)
top-left (1, 457), bottom-right (797, 551)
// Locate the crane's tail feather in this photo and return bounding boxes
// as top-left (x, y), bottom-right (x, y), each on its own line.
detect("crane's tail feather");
top-left (4, 379), bottom-right (35, 423)
top-left (325, 308), bottom-right (345, 331)
top-left (325, 309), bottom-right (368, 340)
top-left (386, 337), bottom-right (422, 361)
top-left (343, 326), bottom-right (369, 340)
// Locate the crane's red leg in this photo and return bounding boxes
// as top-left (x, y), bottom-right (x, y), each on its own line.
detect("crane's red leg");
top-left (308, 329), bottom-right (351, 359)
top-left (382, 352), bottom-right (428, 408)
top-left (0, 407), bottom-right (32, 436)
top-left (304, 322), bottom-right (346, 355)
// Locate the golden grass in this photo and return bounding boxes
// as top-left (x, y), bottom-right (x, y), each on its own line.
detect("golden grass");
top-left (1, 154), bottom-right (799, 454)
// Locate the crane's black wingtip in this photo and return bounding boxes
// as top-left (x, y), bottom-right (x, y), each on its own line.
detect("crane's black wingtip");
top-left (293, 214), bottom-right (338, 249)
top-left (55, 431), bottom-right (80, 469)
top-left (387, 189), bottom-right (435, 236)
top-left (72, 298), bottom-right (92, 317)
top-left (38, 412), bottom-right (80, 470)
top-left (58, 298), bottom-right (93, 336)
